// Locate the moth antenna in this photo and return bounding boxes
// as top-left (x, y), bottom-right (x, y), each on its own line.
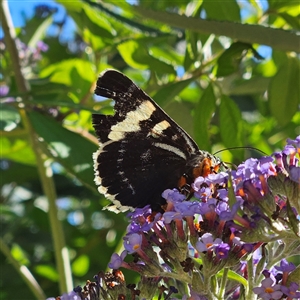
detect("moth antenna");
top-left (221, 161), bottom-right (237, 170)
top-left (213, 146), bottom-right (268, 157)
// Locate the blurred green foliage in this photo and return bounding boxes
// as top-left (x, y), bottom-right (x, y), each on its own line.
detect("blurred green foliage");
top-left (1, 0), bottom-right (299, 299)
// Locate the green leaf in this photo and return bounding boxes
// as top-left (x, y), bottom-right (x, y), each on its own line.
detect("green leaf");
top-left (230, 77), bottom-right (271, 95)
top-left (202, 0), bottom-right (241, 22)
top-left (193, 84), bottom-right (216, 152)
top-left (219, 95), bottom-right (243, 148)
top-left (83, 0), bottom-right (165, 35)
top-left (19, 15), bottom-right (54, 45)
top-left (149, 44), bottom-right (182, 66)
top-left (35, 265), bottom-right (59, 282)
top-left (28, 16), bottom-right (53, 49)
top-left (277, 12), bottom-right (300, 29)
top-left (39, 59), bottom-right (96, 102)
top-left (117, 40), bottom-right (175, 74)
top-left (268, 0), bottom-right (300, 10)
top-left (164, 101), bottom-right (195, 138)
top-left (268, 56), bottom-right (300, 126)
top-left (117, 40), bottom-right (149, 70)
top-left (11, 244), bottom-right (29, 266)
top-left (1, 136), bottom-right (36, 165)
top-left (27, 111), bottom-right (97, 188)
top-left (134, 6), bottom-right (300, 52)
top-left (215, 42), bottom-right (254, 77)
top-left (2, 162), bottom-right (38, 185)
top-left (40, 59), bottom-right (95, 86)
top-left (0, 105), bottom-right (20, 131)
top-left (72, 255), bottom-right (90, 277)
top-left (59, 1), bottom-right (116, 39)
top-left (153, 77), bottom-right (194, 107)
top-left (217, 269), bottom-right (248, 288)
top-left (287, 264), bottom-right (300, 286)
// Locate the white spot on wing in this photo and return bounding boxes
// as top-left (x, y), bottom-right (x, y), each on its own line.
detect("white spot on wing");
top-left (108, 100), bottom-right (156, 141)
top-left (150, 120), bottom-right (171, 138)
top-left (98, 185), bottom-right (133, 213)
top-left (153, 142), bottom-right (187, 160)
top-left (93, 146), bottom-right (132, 213)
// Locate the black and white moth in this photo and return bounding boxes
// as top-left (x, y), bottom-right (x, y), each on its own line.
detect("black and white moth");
top-left (92, 70), bottom-right (220, 212)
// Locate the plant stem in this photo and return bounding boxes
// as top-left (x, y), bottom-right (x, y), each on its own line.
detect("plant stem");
top-left (219, 267), bottom-right (228, 299)
top-left (246, 255), bottom-right (256, 300)
top-left (1, 0), bottom-right (73, 295)
top-left (0, 238), bottom-right (46, 299)
top-left (0, 0), bottom-right (30, 93)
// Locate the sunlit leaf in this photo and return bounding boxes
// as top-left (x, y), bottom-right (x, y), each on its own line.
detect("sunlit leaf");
top-left (202, 0), bottom-right (241, 22)
top-left (59, 0), bottom-right (116, 39)
top-left (134, 6), bottom-right (300, 52)
top-left (193, 84), bottom-right (216, 151)
top-left (117, 40), bottom-right (175, 74)
top-left (72, 255), bottom-right (90, 277)
top-left (153, 77), bottom-right (194, 107)
top-left (35, 265), bottom-right (59, 282)
top-left (0, 106), bottom-right (21, 131)
top-left (28, 16), bottom-right (53, 49)
top-left (219, 95), bottom-right (243, 150)
top-left (217, 269), bottom-right (248, 288)
top-left (269, 56), bottom-right (300, 126)
top-left (11, 244), bottom-right (30, 266)
top-left (1, 136), bottom-right (36, 165)
top-left (215, 42), bottom-right (258, 77)
top-left (28, 111), bottom-right (97, 188)
top-left (40, 59), bottom-right (95, 86)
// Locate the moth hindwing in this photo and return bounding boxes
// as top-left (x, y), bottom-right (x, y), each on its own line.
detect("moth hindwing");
top-left (92, 70), bottom-right (220, 212)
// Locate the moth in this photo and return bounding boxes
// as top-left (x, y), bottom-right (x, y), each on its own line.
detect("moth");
top-left (92, 70), bottom-right (220, 212)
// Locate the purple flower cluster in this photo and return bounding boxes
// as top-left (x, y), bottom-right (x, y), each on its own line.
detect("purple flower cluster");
top-left (106, 136), bottom-right (299, 299)
top-left (50, 136), bottom-right (299, 299)
top-left (253, 260), bottom-right (300, 299)
top-left (16, 39), bottom-right (49, 67)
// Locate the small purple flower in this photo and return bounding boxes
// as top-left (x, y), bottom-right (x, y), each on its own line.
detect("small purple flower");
top-left (162, 188), bottom-right (186, 203)
top-left (235, 157), bottom-right (275, 182)
top-left (36, 40), bottom-right (49, 52)
top-left (126, 205), bottom-right (160, 233)
top-left (108, 250), bottom-right (127, 269)
top-left (259, 156), bottom-right (276, 176)
top-left (252, 247), bottom-right (262, 264)
top-left (193, 186), bottom-right (212, 200)
top-left (283, 144), bottom-right (297, 156)
top-left (214, 243), bottom-right (230, 259)
top-left (219, 198), bottom-right (242, 221)
top-left (287, 136), bottom-right (300, 148)
top-left (127, 221), bottom-right (152, 234)
top-left (274, 259), bottom-right (296, 273)
top-left (253, 277), bottom-right (283, 299)
top-left (281, 282), bottom-right (300, 299)
top-left (218, 188), bottom-right (228, 200)
top-left (205, 172), bottom-right (228, 185)
top-left (235, 158), bottom-right (258, 179)
top-left (60, 291), bottom-right (82, 300)
top-left (193, 176), bottom-right (205, 191)
top-left (163, 211), bottom-right (183, 224)
top-left (196, 233), bottom-right (223, 252)
top-left (127, 205), bottom-right (152, 219)
top-left (241, 243), bottom-right (254, 253)
top-left (123, 233), bottom-right (142, 254)
top-left (173, 201), bottom-right (203, 217)
top-left (198, 198), bottom-right (217, 215)
top-left (0, 85), bottom-right (9, 97)
top-left (290, 166), bottom-right (300, 183)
